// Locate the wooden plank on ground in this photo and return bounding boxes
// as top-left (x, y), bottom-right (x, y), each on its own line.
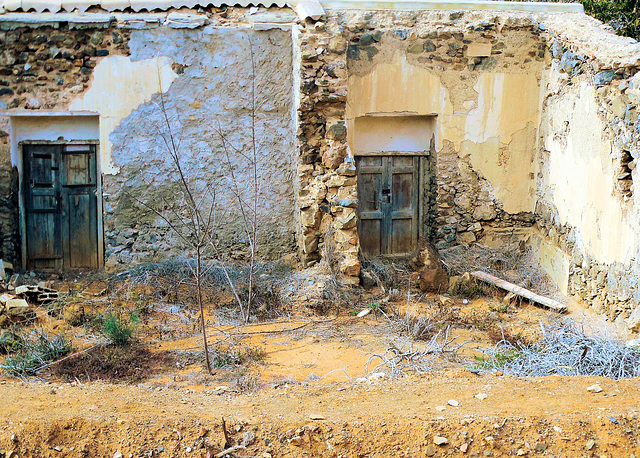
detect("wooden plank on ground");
top-left (470, 270), bottom-right (567, 313)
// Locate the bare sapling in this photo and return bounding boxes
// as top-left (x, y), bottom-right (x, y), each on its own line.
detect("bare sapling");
top-left (213, 39), bottom-right (261, 323)
top-left (126, 90), bottom-right (218, 373)
top-left (124, 40), bottom-right (265, 371)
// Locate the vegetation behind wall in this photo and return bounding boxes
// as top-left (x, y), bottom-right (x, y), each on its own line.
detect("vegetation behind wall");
top-left (581, 0), bottom-right (639, 40)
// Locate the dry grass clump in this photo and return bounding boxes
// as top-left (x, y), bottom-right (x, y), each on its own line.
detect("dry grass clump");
top-left (392, 308), bottom-right (436, 341)
top-left (112, 258), bottom-right (295, 320)
top-left (209, 342), bottom-right (266, 369)
top-left (479, 320), bottom-right (640, 379)
top-left (440, 243), bottom-right (563, 302)
top-left (1, 330), bottom-right (71, 376)
top-left (366, 327), bottom-right (466, 376)
top-left (360, 256), bottom-right (412, 293)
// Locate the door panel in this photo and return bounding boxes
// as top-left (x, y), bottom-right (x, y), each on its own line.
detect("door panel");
top-left (24, 145), bottom-right (62, 269)
top-left (65, 193), bottom-right (98, 268)
top-left (24, 144), bottom-right (99, 270)
top-left (357, 156), bottom-right (386, 255)
top-left (357, 155), bottom-right (420, 256)
top-left (360, 219), bottom-right (382, 255)
top-left (391, 219), bottom-right (413, 253)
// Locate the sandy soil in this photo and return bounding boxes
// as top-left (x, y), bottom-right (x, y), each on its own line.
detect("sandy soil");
top-left (2, 370), bottom-right (640, 457)
top-left (2, 282), bottom-right (640, 458)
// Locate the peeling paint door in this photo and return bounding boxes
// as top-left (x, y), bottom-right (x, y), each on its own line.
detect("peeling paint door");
top-left (24, 144), bottom-right (99, 270)
top-left (357, 156), bottom-right (420, 256)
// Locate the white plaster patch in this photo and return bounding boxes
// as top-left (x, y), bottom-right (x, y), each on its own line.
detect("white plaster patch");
top-left (545, 81), bottom-right (637, 264)
top-left (68, 55), bottom-right (177, 174)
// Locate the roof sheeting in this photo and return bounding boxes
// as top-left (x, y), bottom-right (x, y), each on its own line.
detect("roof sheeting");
top-left (0, 0), bottom-right (289, 12)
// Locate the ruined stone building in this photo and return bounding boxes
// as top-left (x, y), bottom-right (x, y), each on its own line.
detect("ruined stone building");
top-left (0, 0), bottom-right (639, 327)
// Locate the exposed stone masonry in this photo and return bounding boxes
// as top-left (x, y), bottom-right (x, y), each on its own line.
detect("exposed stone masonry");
top-left (536, 27), bottom-right (640, 323)
top-left (296, 18), bottom-right (359, 282)
top-left (0, 25), bottom-right (130, 111)
top-left (296, 11), bottom-right (546, 283)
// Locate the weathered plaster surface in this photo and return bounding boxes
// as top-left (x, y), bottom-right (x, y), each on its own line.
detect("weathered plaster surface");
top-left (0, 9), bottom-right (298, 270)
top-left (342, 19), bottom-right (543, 250)
top-left (535, 18), bottom-right (640, 325)
top-left (542, 81), bottom-right (636, 265)
top-left (104, 24), bottom-right (297, 268)
top-left (68, 55), bottom-right (177, 174)
top-left (347, 54), bottom-right (539, 216)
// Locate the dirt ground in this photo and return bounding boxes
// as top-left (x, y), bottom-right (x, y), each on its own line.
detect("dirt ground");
top-left (2, 276), bottom-right (640, 458)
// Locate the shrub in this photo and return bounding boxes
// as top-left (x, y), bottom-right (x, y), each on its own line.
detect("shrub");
top-left (581, 0), bottom-right (639, 40)
top-left (102, 312), bottom-right (139, 346)
top-left (1, 331), bottom-right (71, 376)
top-left (0, 329), bottom-right (23, 354)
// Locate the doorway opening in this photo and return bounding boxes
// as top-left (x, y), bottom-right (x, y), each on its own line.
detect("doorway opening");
top-left (22, 142), bottom-right (100, 270)
top-left (353, 115), bottom-right (436, 257)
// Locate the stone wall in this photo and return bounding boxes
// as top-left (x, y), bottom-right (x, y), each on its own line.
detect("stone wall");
top-left (536, 15), bottom-right (640, 326)
top-left (0, 22), bottom-right (131, 267)
top-left (0, 8), bottom-right (298, 271)
top-left (296, 10), bottom-right (547, 283)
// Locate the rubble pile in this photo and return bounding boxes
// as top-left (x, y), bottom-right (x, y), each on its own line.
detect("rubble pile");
top-left (0, 275), bottom-right (60, 327)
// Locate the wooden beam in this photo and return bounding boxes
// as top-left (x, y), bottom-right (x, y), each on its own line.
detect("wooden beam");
top-left (470, 270), bottom-right (567, 313)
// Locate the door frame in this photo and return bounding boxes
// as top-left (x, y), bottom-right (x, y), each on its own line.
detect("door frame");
top-left (355, 152), bottom-right (427, 257)
top-left (19, 140), bottom-right (104, 270)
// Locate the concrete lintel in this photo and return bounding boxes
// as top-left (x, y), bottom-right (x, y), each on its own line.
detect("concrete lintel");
top-left (322, 0), bottom-right (583, 13)
top-left (1, 110), bottom-right (100, 116)
top-left (0, 12), bottom-right (114, 25)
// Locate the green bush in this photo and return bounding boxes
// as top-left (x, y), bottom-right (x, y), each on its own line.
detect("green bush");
top-left (581, 0), bottom-right (639, 40)
top-left (0, 330), bottom-right (23, 354)
top-left (102, 312), bottom-right (139, 346)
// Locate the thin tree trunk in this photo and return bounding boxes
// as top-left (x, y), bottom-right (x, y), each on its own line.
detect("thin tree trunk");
top-left (197, 245), bottom-right (212, 373)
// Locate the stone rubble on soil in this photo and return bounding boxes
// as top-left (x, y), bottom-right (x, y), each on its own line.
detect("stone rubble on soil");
top-left (587, 384), bottom-right (603, 393)
top-left (475, 393), bottom-right (488, 400)
top-left (0, 279), bottom-right (60, 326)
top-left (433, 436), bottom-right (449, 445)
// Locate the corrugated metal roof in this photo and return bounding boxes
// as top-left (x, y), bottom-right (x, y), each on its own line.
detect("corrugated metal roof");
top-left (326, 0), bottom-right (582, 13)
top-left (0, 0), bottom-right (289, 12)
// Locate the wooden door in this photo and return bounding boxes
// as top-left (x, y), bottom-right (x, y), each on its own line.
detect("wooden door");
top-left (24, 144), bottom-right (99, 270)
top-left (357, 156), bottom-right (420, 256)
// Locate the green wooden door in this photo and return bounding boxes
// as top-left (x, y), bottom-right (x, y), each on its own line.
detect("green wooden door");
top-left (24, 144), bottom-right (99, 270)
top-left (356, 156), bottom-right (420, 256)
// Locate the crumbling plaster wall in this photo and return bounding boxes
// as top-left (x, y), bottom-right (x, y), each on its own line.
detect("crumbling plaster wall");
top-left (296, 9), bottom-right (546, 283)
top-left (105, 22), bottom-right (297, 269)
top-left (536, 14), bottom-right (640, 326)
top-left (0, 8), bottom-right (298, 271)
